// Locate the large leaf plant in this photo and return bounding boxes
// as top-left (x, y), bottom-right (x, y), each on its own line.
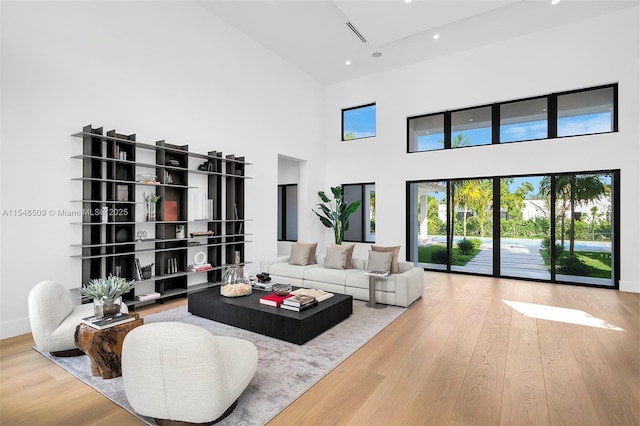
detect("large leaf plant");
top-left (313, 186), bottom-right (361, 245)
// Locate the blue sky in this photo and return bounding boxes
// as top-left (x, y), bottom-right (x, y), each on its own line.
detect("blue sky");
top-left (416, 112), bottom-right (612, 151)
top-left (343, 104), bottom-right (376, 139)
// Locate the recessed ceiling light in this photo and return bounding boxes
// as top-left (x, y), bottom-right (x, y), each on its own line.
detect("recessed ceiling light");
top-left (404, 0), bottom-right (413, 4)
top-left (550, 0), bottom-right (560, 5)
top-left (345, 60), bottom-right (351, 66)
top-left (433, 34), bottom-right (440, 40)
top-left (372, 52), bottom-right (382, 58)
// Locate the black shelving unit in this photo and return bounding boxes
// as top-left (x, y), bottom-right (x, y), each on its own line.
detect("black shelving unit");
top-left (71, 125), bottom-right (251, 308)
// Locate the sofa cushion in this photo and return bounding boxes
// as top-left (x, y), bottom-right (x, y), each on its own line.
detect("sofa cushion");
top-left (296, 242), bottom-right (318, 265)
top-left (331, 243), bottom-right (355, 268)
top-left (304, 266), bottom-right (361, 286)
top-left (367, 250), bottom-right (393, 273)
top-left (325, 246), bottom-right (347, 269)
top-left (269, 261), bottom-right (319, 279)
top-left (289, 244), bottom-right (311, 266)
top-left (371, 245), bottom-right (401, 273)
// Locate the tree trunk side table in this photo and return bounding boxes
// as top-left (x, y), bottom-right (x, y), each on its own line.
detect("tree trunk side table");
top-left (74, 314), bottom-right (143, 379)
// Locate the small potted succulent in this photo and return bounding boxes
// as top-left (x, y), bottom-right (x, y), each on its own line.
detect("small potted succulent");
top-left (80, 274), bottom-right (135, 317)
top-left (141, 263), bottom-right (154, 279)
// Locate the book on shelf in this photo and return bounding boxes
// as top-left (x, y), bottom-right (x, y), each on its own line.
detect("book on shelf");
top-left (280, 299), bottom-right (318, 312)
top-left (290, 288), bottom-right (334, 302)
top-left (282, 294), bottom-right (316, 307)
top-left (187, 263), bottom-right (212, 272)
top-left (81, 313), bottom-right (136, 330)
top-left (134, 258), bottom-right (143, 281)
top-left (136, 292), bottom-right (161, 301)
top-left (259, 293), bottom-right (294, 307)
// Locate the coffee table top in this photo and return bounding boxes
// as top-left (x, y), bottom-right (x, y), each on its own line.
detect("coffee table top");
top-left (188, 287), bottom-right (353, 344)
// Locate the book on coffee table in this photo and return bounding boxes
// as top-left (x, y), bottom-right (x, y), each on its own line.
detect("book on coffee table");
top-left (81, 313), bottom-right (136, 330)
top-left (259, 293), bottom-right (294, 307)
top-left (290, 288), bottom-right (334, 302)
top-left (280, 299), bottom-right (318, 312)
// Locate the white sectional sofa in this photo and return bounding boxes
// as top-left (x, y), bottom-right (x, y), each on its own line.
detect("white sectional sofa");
top-left (260, 254), bottom-right (424, 308)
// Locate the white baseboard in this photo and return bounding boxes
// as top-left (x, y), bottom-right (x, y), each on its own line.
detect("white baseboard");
top-left (1, 316), bottom-right (31, 340)
top-left (618, 280), bottom-right (640, 293)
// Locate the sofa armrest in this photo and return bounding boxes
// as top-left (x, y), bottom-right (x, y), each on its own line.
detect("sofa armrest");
top-left (392, 266), bottom-right (425, 307)
top-left (259, 256), bottom-right (290, 272)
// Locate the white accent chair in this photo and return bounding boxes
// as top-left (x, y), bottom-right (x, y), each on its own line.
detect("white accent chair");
top-left (122, 322), bottom-right (258, 425)
top-left (28, 280), bottom-right (127, 356)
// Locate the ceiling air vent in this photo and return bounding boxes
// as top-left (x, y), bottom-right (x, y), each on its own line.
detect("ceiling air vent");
top-left (346, 22), bottom-right (367, 43)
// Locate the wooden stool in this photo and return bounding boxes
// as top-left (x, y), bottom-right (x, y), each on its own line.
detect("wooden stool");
top-left (74, 314), bottom-right (143, 379)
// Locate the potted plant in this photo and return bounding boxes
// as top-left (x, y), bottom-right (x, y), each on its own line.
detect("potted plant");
top-left (80, 274), bottom-right (135, 317)
top-left (141, 263), bottom-right (154, 279)
top-left (312, 186), bottom-right (361, 245)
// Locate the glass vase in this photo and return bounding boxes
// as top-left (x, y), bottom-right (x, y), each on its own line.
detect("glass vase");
top-left (220, 251), bottom-right (252, 297)
top-left (93, 296), bottom-right (122, 318)
top-left (146, 201), bottom-right (156, 222)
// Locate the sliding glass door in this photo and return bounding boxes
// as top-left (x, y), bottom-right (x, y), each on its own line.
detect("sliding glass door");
top-left (408, 170), bottom-right (618, 288)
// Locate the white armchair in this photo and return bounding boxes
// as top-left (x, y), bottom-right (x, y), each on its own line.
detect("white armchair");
top-left (122, 322), bottom-right (258, 425)
top-left (28, 280), bottom-right (127, 356)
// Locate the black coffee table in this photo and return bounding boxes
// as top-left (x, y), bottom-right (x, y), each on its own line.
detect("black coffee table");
top-left (188, 287), bottom-right (353, 344)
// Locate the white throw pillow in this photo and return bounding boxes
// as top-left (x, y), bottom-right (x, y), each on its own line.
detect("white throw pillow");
top-left (367, 250), bottom-right (393, 273)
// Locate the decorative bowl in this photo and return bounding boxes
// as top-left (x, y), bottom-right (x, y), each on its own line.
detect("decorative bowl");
top-left (272, 282), bottom-right (291, 296)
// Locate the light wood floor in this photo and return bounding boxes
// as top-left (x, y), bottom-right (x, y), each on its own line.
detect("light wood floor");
top-left (1, 273), bottom-right (638, 425)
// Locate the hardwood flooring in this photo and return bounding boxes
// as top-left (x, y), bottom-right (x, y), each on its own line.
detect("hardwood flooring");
top-left (1, 274), bottom-right (638, 425)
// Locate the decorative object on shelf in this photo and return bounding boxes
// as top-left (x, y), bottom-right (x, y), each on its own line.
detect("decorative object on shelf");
top-left (190, 230), bottom-right (214, 237)
top-left (116, 228), bottom-right (128, 243)
top-left (220, 251), bottom-right (252, 297)
top-left (79, 275), bottom-right (135, 318)
top-left (164, 200), bottom-right (178, 221)
top-left (141, 263), bottom-right (154, 279)
top-left (116, 185), bottom-right (128, 202)
top-left (136, 174), bottom-right (158, 184)
top-left (167, 258), bottom-right (178, 275)
top-left (312, 186), bottom-right (361, 245)
top-left (176, 225), bottom-right (185, 239)
top-left (135, 230), bottom-right (148, 241)
top-left (143, 192), bottom-right (160, 222)
top-left (207, 199), bottom-right (214, 221)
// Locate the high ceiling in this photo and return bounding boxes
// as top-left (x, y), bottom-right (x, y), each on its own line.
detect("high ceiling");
top-left (197, 0), bottom-right (637, 85)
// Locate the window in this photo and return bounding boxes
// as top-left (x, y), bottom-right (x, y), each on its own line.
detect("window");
top-left (500, 97), bottom-right (548, 143)
top-left (407, 84), bottom-right (617, 152)
top-left (277, 184), bottom-right (298, 241)
top-left (451, 107), bottom-right (492, 148)
top-left (343, 183), bottom-right (376, 242)
top-left (407, 170), bottom-right (618, 289)
top-left (407, 113), bottom-right (445, 152)
top-left (557, 87), bottom-right (615, 137)
top-left (342, 103), bottom-right (376, 141)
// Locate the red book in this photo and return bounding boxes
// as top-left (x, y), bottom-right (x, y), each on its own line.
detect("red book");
top-left (259, 293), bottom-right (294, 307)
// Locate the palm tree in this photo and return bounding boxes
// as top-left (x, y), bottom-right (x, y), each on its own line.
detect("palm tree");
top-left (539, 174), bottom-right (606, 254)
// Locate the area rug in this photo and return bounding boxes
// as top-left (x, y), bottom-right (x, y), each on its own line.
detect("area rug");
top-left (35, 300), bottom-right (404, 425)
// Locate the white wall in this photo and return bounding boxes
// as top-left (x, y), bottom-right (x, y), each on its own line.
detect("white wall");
top-left (0, 1), bottom-right (326, 338)
top-left (324, 7), bottom-right (640, 291)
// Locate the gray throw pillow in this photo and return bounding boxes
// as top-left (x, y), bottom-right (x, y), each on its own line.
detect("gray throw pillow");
top-left (289, 244), bottom-right (311, 266)
top-left (324, 246), bottom-right (348, 270)
top-left (367, 250), bottom-right (393, 273)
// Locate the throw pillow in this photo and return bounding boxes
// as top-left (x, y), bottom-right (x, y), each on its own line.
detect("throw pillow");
top-left (289, 244), bottom-right (311, 266)
top-left (324, 246), bottom-right (348, 270)
top-left (367, 250), bottom-right (393, 273)
top-left (296, 242), bottom-right (318, 265)
top-left (371, 245), bottom-right (401, 273)
top-left (331, 243), bottom-right (355, 268)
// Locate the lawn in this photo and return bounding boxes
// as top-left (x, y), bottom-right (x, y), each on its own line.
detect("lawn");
top-left (540, 250), bottom-right (612, 279)
top-left (418, 244), bottom-right (480, 266)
